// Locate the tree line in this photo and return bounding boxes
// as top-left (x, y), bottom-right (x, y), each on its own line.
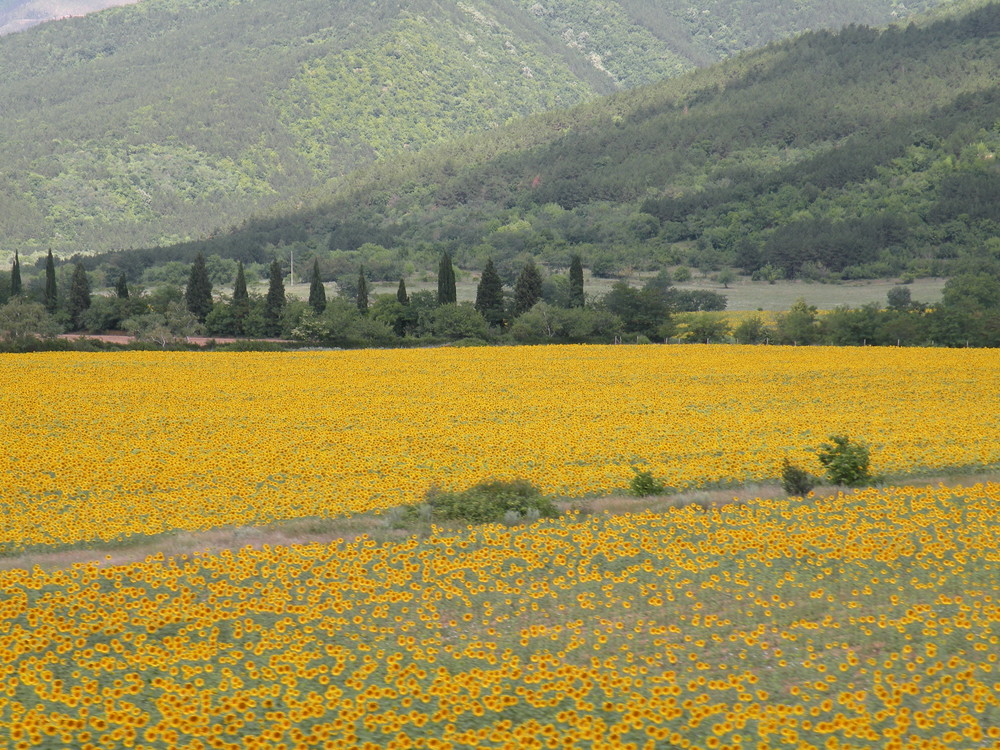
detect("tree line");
top-left (5, 249), bottom-right (1000, 349)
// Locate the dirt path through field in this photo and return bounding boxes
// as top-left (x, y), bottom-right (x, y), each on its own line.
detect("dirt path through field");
top-left (3, 472), bottom-right (995, 573)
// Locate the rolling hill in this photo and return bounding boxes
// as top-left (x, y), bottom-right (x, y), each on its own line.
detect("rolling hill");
top-left (88, 0), bottom-right (1000, 288)
top-left (0, 0), bottom-right (958, 261)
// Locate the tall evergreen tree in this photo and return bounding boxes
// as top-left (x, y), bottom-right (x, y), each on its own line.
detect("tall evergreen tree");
top-left (67, 262), bottom-right (91, 330)
top-left (396, 277), bottom-right (409, 305)
top-left (114, 272), bottom-right (129, 299)
top-left (185, 252), bottom-right (214, 322)
top-left (264, 258), bottom-right (285, 334)
top-left (10, 251), bottom-right (21, 297)
top-left (44, 249), bottom-right (57, 313)
top-left (308, 258), bottom-right (326, 313)
top-left (232, 261), bottom-right (250, 332)
top-left (357, 267), bottom-right (369, 315)
top-left (437, 252), bottom-right (456, 305)
top-left (569, 254), bottom-right (585, 308)
top-left (513, 260), bottom-right (543, 316)
top-left (475, 258), bottom-right (505, 327)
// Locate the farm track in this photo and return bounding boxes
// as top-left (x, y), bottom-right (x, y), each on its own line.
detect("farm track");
top-left (5, 470), bottom-right (996, 573)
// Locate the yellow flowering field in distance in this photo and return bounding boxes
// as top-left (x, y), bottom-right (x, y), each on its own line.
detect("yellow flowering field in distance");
top-left (2, 345), bottom-right (1000, 548)
top-left (0, 483), bottom-right (998, 749)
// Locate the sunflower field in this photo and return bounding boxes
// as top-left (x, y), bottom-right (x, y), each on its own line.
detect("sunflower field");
top-left (1, 346), bottom-right (999, 548)
top-left (1, 345), bottom-right (1000, 749)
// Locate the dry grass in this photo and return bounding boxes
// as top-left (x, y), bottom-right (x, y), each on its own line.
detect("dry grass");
top-left (5, 468), bottom-right (997, 574)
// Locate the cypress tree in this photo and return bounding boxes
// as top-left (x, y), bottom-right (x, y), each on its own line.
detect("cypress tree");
top-left (396, 277), bottom-right (409, 305)
top-left (44, 249), bottom-right (57, 313)
top-left (437, 252), bottom-right (456, 305)
top-left (569, 254), bottom-right (585, 308)
top-left (475, 258), bottom-right (505, 327)
top-left (264, 258), bottom-right (285, 334)
top-left (308, 258), bottom-right (326, 313)
top-left (357, 267), bottom-right (369, 315)
top-left (232, 261), bottom-right (250, 332)
top-left (10, 251), bottom-right (22, 297)
top-left (185, 252), bottom-right (214, 322)
top-left (67, 262), bottom-right (91, 330)
top-left (513, 260), bottom-right (543, 316)
top-left (114, 272), bottom-right (129, 299)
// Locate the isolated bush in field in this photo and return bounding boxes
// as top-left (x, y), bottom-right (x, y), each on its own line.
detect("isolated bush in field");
top-left (781, 458), bottom-right (816, 496)
top-left (424, 479), bottom-right (556, 524)
top-left (629, 468), bottom-right (666, 496)
top-left (817, 435), bottom-right (872, 486)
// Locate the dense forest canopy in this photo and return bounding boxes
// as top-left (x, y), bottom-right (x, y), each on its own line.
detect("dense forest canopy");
top-left (85, 1), bottom-right (1000, 289)
top-left (0, 0), bottom-right (965, 260)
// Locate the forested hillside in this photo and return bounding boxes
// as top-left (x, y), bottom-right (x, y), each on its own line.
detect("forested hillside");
top-left (0, 0), bottom-right (955, 260)
top-left (104, 0), bottom-right (999, 288)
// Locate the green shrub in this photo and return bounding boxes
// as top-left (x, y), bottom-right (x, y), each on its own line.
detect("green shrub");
top-left (817, 435), bottom-right (872, 486)
top-left (629, 468), bottom-right (666, 496)
top-left (780, 458), bottom-right (815, 496)
top-left (423, 479), bottom-right (557, 524)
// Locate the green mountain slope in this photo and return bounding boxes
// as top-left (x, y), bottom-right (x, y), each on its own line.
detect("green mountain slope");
top-left (0, 0), bottom-right (957, 260)
top-left (110, 1), bottom-right (1000, 285)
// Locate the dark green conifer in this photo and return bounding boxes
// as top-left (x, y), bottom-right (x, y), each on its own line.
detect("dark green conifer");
top-left (67, 262), bottom-right (91, 330)
top-left (44, 249), bottom-right (57, 313)
top-left (569, 254), bottom-right (585, 308)
top-left (437, 252), bottom-right (456, 305)
top-left (475, 259), bottom-right (505, 327)
top-left (115, 272), bottom-right (129, 299)
top-left (10, 251), bottom-right (22, 297)
top-left (396, 277), bottom-right (409, 305)
top-left (513, 259), bottom-right (543, 316)
top-left (308, 258), bottom-right (326, 313)
top-left (264, 258), bottom-right (285, 335)
top-left (232, 261), bottom-right (250, 332)
top-left (185, 252), bottom-right (214, 322)
top-left (357, 267), bottom-right (369, 315)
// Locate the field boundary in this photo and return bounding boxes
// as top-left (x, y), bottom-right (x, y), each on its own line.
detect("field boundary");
top-left (3, 468), bottom-right (997, 574)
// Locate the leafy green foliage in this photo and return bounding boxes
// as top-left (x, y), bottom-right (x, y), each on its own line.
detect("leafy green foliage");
top-left (781, 459), bottom-right (816, 497)
top-left (817, 436), bottom-right (873, 486)
top-left (421, 479), bottom-right (557, 525)
top-left (629, 468), bottom-right (666, 497)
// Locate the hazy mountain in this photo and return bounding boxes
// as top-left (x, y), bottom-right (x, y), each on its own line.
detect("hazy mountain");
top-left (0, 0), bottom-right (137, 36)
top-left (94, 1), bottom-right (1000, 286)
top-left (0, 0), bottom-right (964, 260)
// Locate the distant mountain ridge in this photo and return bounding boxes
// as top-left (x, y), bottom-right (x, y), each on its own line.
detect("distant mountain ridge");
top-left (91, 0), bottom-right (1000, 288)
top-left (0, 0), bottom-right (965, 259)
top-left (0, 0), bottom-right (137, 36)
